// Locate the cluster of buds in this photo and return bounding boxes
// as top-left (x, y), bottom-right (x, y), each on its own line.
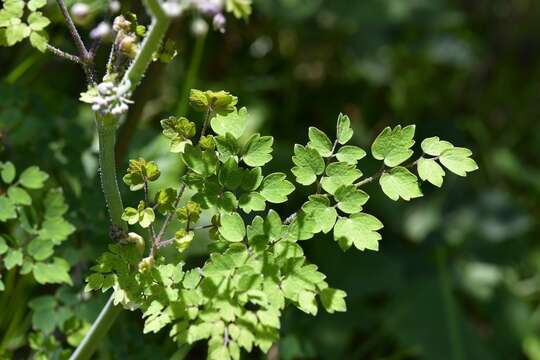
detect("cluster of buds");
top-left (91, 80), bottom-right (133, 116)
top-left (113, 15), bottom-right (141, 58)
top-left (190, 0), bottom-right (226, 33)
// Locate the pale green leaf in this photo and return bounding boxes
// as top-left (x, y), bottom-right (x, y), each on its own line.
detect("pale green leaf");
top-left (417, 158), bottom-right (445, 187)
top-left (219, 212), bottom-right (246, 242)
top-left (1, 162), bottom-right (15, 183)
top-left (211, 107), bottom-right (248, 138)
top-left (336, 145), bottom-right (366, 165)
top-left (5, 22), bottom-right (30, 45)
top-left (336, 113), bottom-right (353, 145)
top-left (238, 192), bottom-right (265, 213)
top-left (439, 147), bottom-right (478, 177)
top-left (320, 288), bottom-right (347, 313)
top-left (4, 249), bottom-right (23, 269)
top-left (33, 257), bottom-right (72, 285)
top-left (320, 162), bottom-right (362, 195)
top-left (27, 0), bottom-right (47, 11)
top-left (259, 173), bottom-right (295, 203)
top-left (139, 207), bottom-right (155, 228)
top-left (242, 134), bottom-right (273, 167)
top-left (19, 166), bottom-right (49, 189)
top-left (27, 11), bottom-right (50, 31)
top-left (333, 213), bottom-right (383, 251)
top-left (379, 166), bottom-right (423, 201)
top-left (421, 136), bottom-right (453, 156)
top-left (371, 125), bottom-right (415, 167)
top-left (308, 127), bottom-right (333, 157)
top-left (301, 195), bottom-right (337, 234)
top-left (182, 144), bottom-right (218, 177)
top-left (334, 185), bottom-right (369, 214)
top-left (7, 186), bottom-right (31, 205)
top-left (0, 196), bottom-right (17, 221)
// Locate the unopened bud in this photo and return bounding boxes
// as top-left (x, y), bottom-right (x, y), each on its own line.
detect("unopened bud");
top-left (191, 18), bottom-right (208, 37)
top-left (119, 35), bottom-right (138, 58)
top-left (90, 21), bottom-right (112, 40)
top-left (138, 256), bottom-right (154, 272)
top-left (113, 15), bottom-right (131, 32)
top-left (71, 3), bottom-right (90, 23)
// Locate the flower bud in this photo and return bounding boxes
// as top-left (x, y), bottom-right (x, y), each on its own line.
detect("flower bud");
top-left (138, 256), bottom-right (154, 272)
top-left (126, 232), bottom-right (145, 255)
top-left (90, 21), bottom-right (112, 40)
top-left (191, 18), bottom-right (208, 37)
top-left (119, 35), bottom-right (138, 58)
top-left (212, 13), bottom-right (226, 33)
top-left (71, 3), bottom-right (90, 23)
top-left (113, 15), bottom-right (131, 32)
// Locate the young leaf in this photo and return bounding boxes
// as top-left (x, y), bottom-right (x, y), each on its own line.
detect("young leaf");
top-left (211, 107), bottom-right (248, 138)
top-left (219, 213), bottom-right (246, 242)
top-left (242, 134), bottom-right (273, 167)
top-left (334, 185), bottom-right (369, 214)
top-left (439, 147), bottom-right (478, 176)
top-left (320, 162), bottom-right (362, 195)
top-left (421, 136), bottom-right (453, 156)
top-left (182, 144), bottom-right (218, 177)
top-left (336, 113), bottom-right (353, 145)
top-left (259, 173), bottom-right (295, 203)
top-left (417, 158), bottom-right (445, 187)
top-left (291, 144), bottom-right (324, 185)
top-left (320, 288), bottom-right (347, 313)
top-left (19, 166), bottom-right (48, 189)
top-left (301, 196), bottom-right (337, 234)
top-left (333, 213), bottom-right (383, 251)
top-left (1, 162), bottom-right (15, 183)
top-left (379, 167), bottom-right (423, 201)
top-left (371, 125), bottom-right (415, 167)
top-left (7, 186), bottom-right (31, 205)
top-left (336, 145), bottom-right (366, 165)
top-left (308, 127), bottom-right (333, 157)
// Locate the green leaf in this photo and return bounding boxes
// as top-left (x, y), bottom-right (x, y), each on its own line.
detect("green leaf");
top-left (7, 186), bottom-right (31, 205)
top-left (214, 134), bottom-right (239, 162)
top-left (189, 89), bottom-right (238, 114)
top-left (0, 196), bottom-right (17, 221)
top-left (39, 217), bottom-right (75, 244)
top-left (123, 158), bottom-right (161, 190)
top-left (259, 173), bottom-right (295, 203)
top-left (379, 167), bottom-right (423, 201)
top-left (371, 125), bottom-right (416, 167)
top-left (241, 167), bottom-right (263, 191)
top-left (33, 257), bottom-right (72, 285)
top-left (27, 239), bottom-right (54, 261)
top-left (27, 11), bottom-right (50, 31)
top-left (242, 134), bottom-right (273, 167)
top-left (5, 22), bottom-right (30, 45)
top-left (219, 158), bottom-right (243, 190)
top-left (238, 192), bottom-right (265, 213)
top-left (417, 158), bottom-right (445, 187)
top-left (421, 136), bottom-right (453, 156)
top-left (226, 0), bottom-right (252, 19)
top-left (4, 249), bottom-right (23, 269)
top-left (439, 147), bottom-right (478, 177)
top-left (334, 213), bottom-right (383, 251)
top-left (139, 207), bottom-right (155, 228)
top-left (320, 162), bottom-right (362, 195)
top-left (122, 207), bottom-right (139, 225)
top-left (298, 291), bottom-right (318, 315)
top-left (1, 162), bottom-right (16, 183)
top-left (211, 107), bottom-right (248, 138)
top-left (27, 0), bottom-right (47, 11)
top-left (301, 196), bottom-right (337, 234)
top-left (334, 185), bottom-right (369, 214)
top-left (336, 113), bottom-right (353, 145)
top-left (182, 144), bottom-right (218, 177)
top-left (291, 144), bottom-right (324, 185)
top-left (320, 288), bottom-right (347, 313)
top-left (336, 145), bottom-right (366, 165)
top-left (154, 187), bottom-right (176, 214)
top-left (219, 213), bottom-right (246, 242)
top-left (28, 30), bottom-right (47, 51)
top-left (308, 127), bottom-right (333, 157)
top-left (19, 166), bottom-right (48, 189)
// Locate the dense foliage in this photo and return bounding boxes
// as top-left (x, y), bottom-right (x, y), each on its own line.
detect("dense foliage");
top-left (0, 0), bottom-right (538, 359)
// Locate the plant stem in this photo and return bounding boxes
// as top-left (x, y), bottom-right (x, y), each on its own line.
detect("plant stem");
top-left (69, 296), bottom-right (122, 360)
top-left (46, 44), bottom-right (82, 64)
top-left (97, 114), bottom-right (127, 230)
top-left (176, 32), bottom-right (207, 116)
top-left (123, 0), bottom-right (170, 91)
top-left (70, 1), bottom-right (172, 357)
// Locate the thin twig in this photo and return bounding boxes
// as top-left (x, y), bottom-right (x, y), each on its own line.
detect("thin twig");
top-left (55, 0), bottom-right (90, 61)
top-left (155, 183), bottom-right (187, 243)
top-left (46, 44), bottom-right (82, 64)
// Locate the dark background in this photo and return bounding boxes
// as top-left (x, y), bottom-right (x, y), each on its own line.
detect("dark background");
top-left (1, 0), bottom-right (540, 358)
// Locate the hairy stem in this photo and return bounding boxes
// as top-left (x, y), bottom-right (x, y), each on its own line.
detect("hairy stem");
top-left (46, 44), bottom-right (82, 64)
top-left (123, 0), bottom-right (170, 90)
top-left (71, 0), bottom-right (172, 357)
top-left (97, 114), bottom-right (127, 230)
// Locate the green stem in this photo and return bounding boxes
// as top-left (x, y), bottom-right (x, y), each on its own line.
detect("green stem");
top-left (123, 0), bottom-right (171, 91)
top-left (96, 114), bottom-right (127, 230)
top-left (70, 1), bottom-right (172, 358)
top-left (436, 247), bottom-right (464, 360)
top-left (68, 296), bottom-right (122, 360)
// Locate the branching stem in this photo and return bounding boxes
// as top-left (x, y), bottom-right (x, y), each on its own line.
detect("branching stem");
top-left (46, 44), bottom-right (82, 64)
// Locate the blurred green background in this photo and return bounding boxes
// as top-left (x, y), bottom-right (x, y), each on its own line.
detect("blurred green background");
top-left (2, 0), bottom-right (540, 358)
